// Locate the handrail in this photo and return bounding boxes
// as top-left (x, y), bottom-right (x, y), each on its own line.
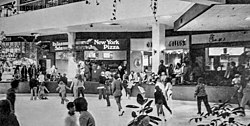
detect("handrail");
top-left (0, 0), bottom-right (85, 18)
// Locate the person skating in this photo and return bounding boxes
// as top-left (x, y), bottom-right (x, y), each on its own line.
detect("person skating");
top-left (194, 77), bottom-right (212, 115)
top-left (56, 81), bottom-right (70, 104)
top-left (112, 74), bottom-right (124, 116)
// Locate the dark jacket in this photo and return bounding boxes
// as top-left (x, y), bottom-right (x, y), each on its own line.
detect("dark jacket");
top-left (29, 78), bottom-right (38, 88)
top-left (0, 113), bottom-right (20, 126)
top-left (58, 76), bottom-right (68, 85)
top-left (154, 90), bottom-right (164, 104)
top-left (6, 88), bottom-right (16, 112)
top-left (99, 76), bottom-right (106, 85)
top-left (158, 64), bottom-right (166, 75)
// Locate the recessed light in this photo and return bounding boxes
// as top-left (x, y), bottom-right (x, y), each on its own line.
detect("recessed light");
top-left (102, 22), bottom-right (120, 25)
top-left (245, 17), bottom-right (250, 20)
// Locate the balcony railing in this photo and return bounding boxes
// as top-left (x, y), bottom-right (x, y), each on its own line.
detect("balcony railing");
top-left (0, 0), bottom-right (85, 18)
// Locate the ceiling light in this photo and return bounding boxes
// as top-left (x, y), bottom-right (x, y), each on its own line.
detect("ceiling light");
top-left (102, 22), bottom-right (120, 25)
top-left (245, 17), bottom-right (250, 20)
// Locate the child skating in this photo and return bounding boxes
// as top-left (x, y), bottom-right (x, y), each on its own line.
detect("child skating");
top-left (38, 82), bottom-right (50, 100)
top-left (56, 81), bottom-right (70, 104)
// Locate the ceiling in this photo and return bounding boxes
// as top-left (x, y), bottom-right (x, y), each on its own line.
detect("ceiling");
top-left (177, 4), bottom-right (250, 31)
top-left (7, 1), bottom-right (195, 36)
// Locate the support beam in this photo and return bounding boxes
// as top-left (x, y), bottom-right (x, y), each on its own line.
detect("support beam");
top-left (180, 0), bottom-right (225, 5)
top-left (67, 32), bottom-right (77, 81)
top-left (174, 3), bottom-right (211, 31)
top-left (152, 23), bottom-right (165, 73)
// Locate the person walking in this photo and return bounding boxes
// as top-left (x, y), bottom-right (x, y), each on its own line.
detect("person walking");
top-left (112, 74), bottom-right (124, 116)
top-left (194, 77), bottom-right (212, 115)
top-left (154, 86), bottom-right (166, 121)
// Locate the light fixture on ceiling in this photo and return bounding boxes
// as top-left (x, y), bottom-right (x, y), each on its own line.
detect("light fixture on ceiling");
top-left (102, 22), bottom-right (120, 25)
top-left (245, 17), bottom-right (250, 20)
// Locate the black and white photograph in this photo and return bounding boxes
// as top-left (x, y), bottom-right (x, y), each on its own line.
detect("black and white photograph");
top-left (1, 0), bottom-right (250, 126)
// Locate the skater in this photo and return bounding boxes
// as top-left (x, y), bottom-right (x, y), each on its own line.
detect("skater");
top-left (231, 74), bottom-right (243, 106)
top-left (77, 75), bottom-right (85, 98)
top-left (29, 76), bottom-right (39, 100)
top-left (56, 81), bottom-right (70, 104)
top-left (6, 79), bottom-right (19, 113)
top-left (38, 82), bottom-right (50, 100)
top-left (0, 99), bottom-right (20, 126)
top-left (112, 74), bottom-right (124, 116)
top-left (194, 77), bottom-right (212, 115)
top-left (65, 102), bottom-right (78, 126)
top-left (154, 86), bottom-right (167, 121)
top-left (155, 77), bottom-right (172, 115)
top-left (74, 97), bottom-right (95, 126)
top-left (70, 74), bottom-right (79, 99)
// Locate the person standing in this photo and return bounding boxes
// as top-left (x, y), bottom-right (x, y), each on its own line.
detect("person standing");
top-left (98, 72), bottom-right (106, 100)
top-left (158, 60), bottom-right (166, 76)
top-left (30, 76), bottom-right (39, 100)
top-left (21, 65), bottom-right (28, 81)
top-left (70, 74), bottom-right (79, 99)
top-left (38, 72), bottom-right (45, 85)
top-left (112, 74), bottom-right (124, 116)
top-left (59, 73), bottom-right (68, 85)
top-left (194, 77), bottom-right (212, 115)
top-left (0, 64), bottom-right (4, 81)
top-left (77, 75), bottom-right (85, 98)
top-left (154, 86), bottom-right (166, 121)
top-left (6, 79), bottom-right (19, 113)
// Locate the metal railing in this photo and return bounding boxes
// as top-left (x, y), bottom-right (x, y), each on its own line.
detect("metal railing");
top-left (0, 0), bottom-right (85, 18)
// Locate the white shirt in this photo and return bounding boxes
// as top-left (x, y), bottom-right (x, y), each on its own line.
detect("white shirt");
top-left (38, 74), bottom-right (45, 83)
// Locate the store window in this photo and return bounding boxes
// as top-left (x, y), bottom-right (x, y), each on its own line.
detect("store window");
top-left (165, 49), bottom-right (189, 66)
top-left (205, 47), bottom-right (244, 71)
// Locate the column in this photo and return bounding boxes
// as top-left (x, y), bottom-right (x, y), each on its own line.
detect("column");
top-left (67, 32), bottom-right (77, 81)
top-left (152, 23), bottom-right (165, 73)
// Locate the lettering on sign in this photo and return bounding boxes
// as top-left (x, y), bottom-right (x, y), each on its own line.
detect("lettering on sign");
top-left (76, 39), bottom-right (123, 50)
top-left (209, 34), bottom-right (226, 43)
top-left (168, 39), bottom-right (186, 47)
top-left (52, 42), bottom-right (68, 51)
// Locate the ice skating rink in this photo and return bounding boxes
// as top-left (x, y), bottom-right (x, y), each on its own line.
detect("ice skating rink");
top-left (0, 94), bottom-right (249, 126)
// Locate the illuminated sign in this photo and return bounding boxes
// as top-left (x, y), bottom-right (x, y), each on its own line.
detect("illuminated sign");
top-left (75, 39), bottom-right (127, 50)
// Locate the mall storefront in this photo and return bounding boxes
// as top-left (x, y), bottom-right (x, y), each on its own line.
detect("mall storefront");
top-left (191, 31), bottom-right (250, 85)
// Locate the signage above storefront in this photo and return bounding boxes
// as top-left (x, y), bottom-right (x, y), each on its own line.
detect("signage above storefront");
top-left (75, 39), bottom-right (127, 51)
top-left (165, 36), bottom-right (189, 50)
top-left (52, 42), bottom-right (68, 51)
top-left (192, 31), bottom-right (250, 44)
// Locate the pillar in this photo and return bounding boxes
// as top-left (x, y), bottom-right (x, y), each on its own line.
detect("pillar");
top-left (67, 32), bottom-right (77, 81)
top-left (152, 23), bottom-right (165, 73)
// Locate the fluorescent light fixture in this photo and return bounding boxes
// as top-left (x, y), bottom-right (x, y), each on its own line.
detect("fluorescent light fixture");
top-left (102, 22), bottom-right (120, 25)
top-left (245, 17), bottom-right (250, 20)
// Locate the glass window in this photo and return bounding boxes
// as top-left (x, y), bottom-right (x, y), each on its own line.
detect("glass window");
top-left (205, 47), bottom-right (244, 71)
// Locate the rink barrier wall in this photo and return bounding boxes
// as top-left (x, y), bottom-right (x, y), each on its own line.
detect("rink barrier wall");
top-left (0, 81), bottom-right (237, 103)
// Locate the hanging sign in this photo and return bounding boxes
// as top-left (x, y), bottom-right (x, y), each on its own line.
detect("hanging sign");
top-left (165, 36), bottom-right (189, 50)
top-left (75, 39), bottom-right (127, 51)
